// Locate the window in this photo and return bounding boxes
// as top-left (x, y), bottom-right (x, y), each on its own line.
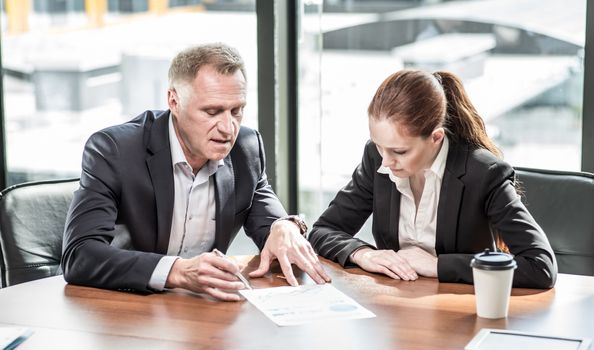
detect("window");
top-left (1, 0), bottom-right (258, 185)
top-left (298, 0), bottom-right (588, 236)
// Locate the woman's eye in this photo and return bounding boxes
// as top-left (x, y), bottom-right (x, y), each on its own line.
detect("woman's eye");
top-left (393, 150), bottom-right (406, 155)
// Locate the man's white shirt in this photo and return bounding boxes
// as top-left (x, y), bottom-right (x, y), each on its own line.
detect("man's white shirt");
top-left (148, 115), bottom-right (224, 291)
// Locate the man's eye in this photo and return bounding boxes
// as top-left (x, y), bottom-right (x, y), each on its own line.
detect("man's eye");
top-left (206, 110), bottom-right (218, 116)
top-left (393, 150), bottom-right (406, 155)
top-left (232, 107), bottom-right (244, 118)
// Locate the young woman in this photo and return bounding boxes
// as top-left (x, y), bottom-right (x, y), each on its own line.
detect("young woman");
top-left (309, 69), bottom-right (556, 288)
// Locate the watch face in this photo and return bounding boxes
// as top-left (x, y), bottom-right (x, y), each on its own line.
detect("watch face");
top-left (281, 216), bottom-right (308, 235)
top-left (275, 215), bottom-right (307, 236)
top-left (295, 217), bottom-right (308, 234)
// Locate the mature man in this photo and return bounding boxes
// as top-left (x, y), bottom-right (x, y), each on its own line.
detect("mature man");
top-left (62, 43), bottom-right (330, 301)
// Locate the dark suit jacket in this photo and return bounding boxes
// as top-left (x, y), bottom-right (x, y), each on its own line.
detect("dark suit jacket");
top-left (61, 110), bottom-right (286, 293)
top-left (309, 140), bottom-right (557, 288)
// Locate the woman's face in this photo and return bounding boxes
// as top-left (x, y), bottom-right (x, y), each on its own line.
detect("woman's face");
top-left (369, 117), bottom-right (444, 178)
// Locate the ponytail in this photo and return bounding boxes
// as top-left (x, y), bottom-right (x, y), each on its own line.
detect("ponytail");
top-left (434, 71), bottom-right (502, 158)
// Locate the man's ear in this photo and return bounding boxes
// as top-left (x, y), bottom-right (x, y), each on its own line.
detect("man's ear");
top-left (431, 127), bottom-right (445, 144)
top-left (167, 88), bottom-right (179, 114)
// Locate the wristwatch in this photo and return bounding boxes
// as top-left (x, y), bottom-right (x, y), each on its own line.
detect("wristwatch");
top-left (274, 215), bottom-right (308, 236)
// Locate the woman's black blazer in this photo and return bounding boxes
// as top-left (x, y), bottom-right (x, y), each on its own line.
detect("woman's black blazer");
top-left (309, 140), bottom-right (557, 288)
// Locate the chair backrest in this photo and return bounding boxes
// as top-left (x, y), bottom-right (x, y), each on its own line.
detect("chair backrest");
top-left (0, 178), bottom-right (79, 287)
top-left (515, 167), bottom-right (594, 276)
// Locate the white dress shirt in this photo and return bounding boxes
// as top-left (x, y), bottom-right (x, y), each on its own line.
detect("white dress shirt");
top-left (148, 116), bottom-right (223, 291)
top-left (377, 136), bottom-right (449, 256)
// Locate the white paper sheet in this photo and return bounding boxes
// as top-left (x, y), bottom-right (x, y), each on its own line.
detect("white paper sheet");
top-left (239, 284), bottom-right (375, 326)
top-left (0, 327), bottom-right (33, 350)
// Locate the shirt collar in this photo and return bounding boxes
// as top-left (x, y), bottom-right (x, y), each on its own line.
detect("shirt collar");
top-left (168, 113), bottom-right (224, 175)
top-left (377, 163), bottom-right (406, 187)
top-left (377, 135), bottom-right (449, 184)
top-left (168, 114), bottom-right (187, 166)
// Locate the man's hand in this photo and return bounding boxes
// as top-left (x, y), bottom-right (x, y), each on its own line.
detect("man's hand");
top-left (165, 252), bottom-right (246, 301)
top-left (249, 219), bottom-right (331, 286)
top-left (350, 248), bottom-right (418, 281)
top-left (396, 246), bottom-right (438, 278)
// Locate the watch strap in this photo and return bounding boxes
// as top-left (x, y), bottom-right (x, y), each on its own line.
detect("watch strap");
top-left (274, 215), bottom-right (308, 236)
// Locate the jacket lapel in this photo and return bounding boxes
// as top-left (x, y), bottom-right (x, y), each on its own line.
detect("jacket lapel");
top-left (435, 142), bottom-right (467, 254)
top-left (146, 111), bottom-right (174, 254)
top-left (373, 172), bottom-right (401, 250)
top-left (387, 184), bottom-right (401, 250)
top-left (213, 156), bottom-right (235, 252)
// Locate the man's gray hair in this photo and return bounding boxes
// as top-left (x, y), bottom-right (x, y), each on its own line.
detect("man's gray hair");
top-left (168, 43), bottom-right (246, 93)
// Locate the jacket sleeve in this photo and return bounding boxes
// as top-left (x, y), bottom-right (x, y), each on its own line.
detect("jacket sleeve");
top-left (438, 162), bottom-right (557, 288)
top-left (61, 131), bottom-right (163, 293)
top-left (242, 130), bottom-right (288, 250)
top-left (309, 142), bottom-right (377, 266)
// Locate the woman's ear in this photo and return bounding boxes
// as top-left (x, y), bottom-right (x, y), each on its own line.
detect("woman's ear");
top-left (431, 127), bottom-right (445, 144)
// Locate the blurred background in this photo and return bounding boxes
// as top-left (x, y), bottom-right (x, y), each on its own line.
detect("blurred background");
top-left (0, 0), bottom-right (588, 252)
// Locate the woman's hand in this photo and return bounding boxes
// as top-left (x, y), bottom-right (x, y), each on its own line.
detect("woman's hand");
top-left (396, 246), bottom-right (438, 277)
top-left (351, 248), bottom-right (418, 281)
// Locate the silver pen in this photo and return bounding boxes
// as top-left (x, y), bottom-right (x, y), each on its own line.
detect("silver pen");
top-left (212, 249), bottom-right (253, 290)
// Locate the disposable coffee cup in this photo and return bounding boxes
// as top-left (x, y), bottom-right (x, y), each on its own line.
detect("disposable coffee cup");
top-left (470, 249), bottom-right (517, 319)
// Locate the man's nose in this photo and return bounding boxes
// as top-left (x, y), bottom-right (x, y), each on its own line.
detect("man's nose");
top-left (218, 112), bottom-right (234, 135)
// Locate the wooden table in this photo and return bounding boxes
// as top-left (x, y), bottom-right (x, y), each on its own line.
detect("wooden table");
top-left (0, 256), bottom-right (592, 349)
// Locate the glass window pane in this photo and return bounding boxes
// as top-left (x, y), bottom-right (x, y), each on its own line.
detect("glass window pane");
top-left (298, 0), bottom-right (323, 226)
top-left (2, 0), bottom-right (257, 185)
top-left (299, 0), bottom-right (586, 234)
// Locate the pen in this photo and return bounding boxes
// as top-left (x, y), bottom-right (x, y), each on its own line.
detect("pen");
top-left (212, 249), bottom-right (253, 290)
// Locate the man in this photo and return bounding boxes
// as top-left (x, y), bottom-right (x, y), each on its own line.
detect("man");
top-left (62, 43), bottom-right (330, 301)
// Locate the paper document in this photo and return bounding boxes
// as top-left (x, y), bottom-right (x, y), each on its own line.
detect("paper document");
top-left (239, 284), bottom-right (375, 326)
top-left (0, 327), bottom-right (33, 350)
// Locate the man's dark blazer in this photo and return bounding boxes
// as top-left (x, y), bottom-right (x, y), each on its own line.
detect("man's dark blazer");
top-left (309, 140), bottom-right (557, 289)
top-left (61, 110), bottom-right (286, 293)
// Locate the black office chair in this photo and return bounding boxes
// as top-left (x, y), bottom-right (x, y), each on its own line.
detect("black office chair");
top-left (515, 167), bottom-right (594, 276)
top-left (0, 178), bottom-right (79, 287)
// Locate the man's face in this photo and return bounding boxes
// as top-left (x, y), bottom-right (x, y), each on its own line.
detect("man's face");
top-left (168, 64), bottom-right (246, 169)
top-left (369, 117), bottom-right (443, 178)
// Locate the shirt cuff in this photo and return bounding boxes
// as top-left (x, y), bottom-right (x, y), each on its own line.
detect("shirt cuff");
top-left (148, 256), bottom-right (179, 291)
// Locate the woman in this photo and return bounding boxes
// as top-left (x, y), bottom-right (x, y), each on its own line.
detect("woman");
top-left (308, 69), bottom-right (556, 288)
